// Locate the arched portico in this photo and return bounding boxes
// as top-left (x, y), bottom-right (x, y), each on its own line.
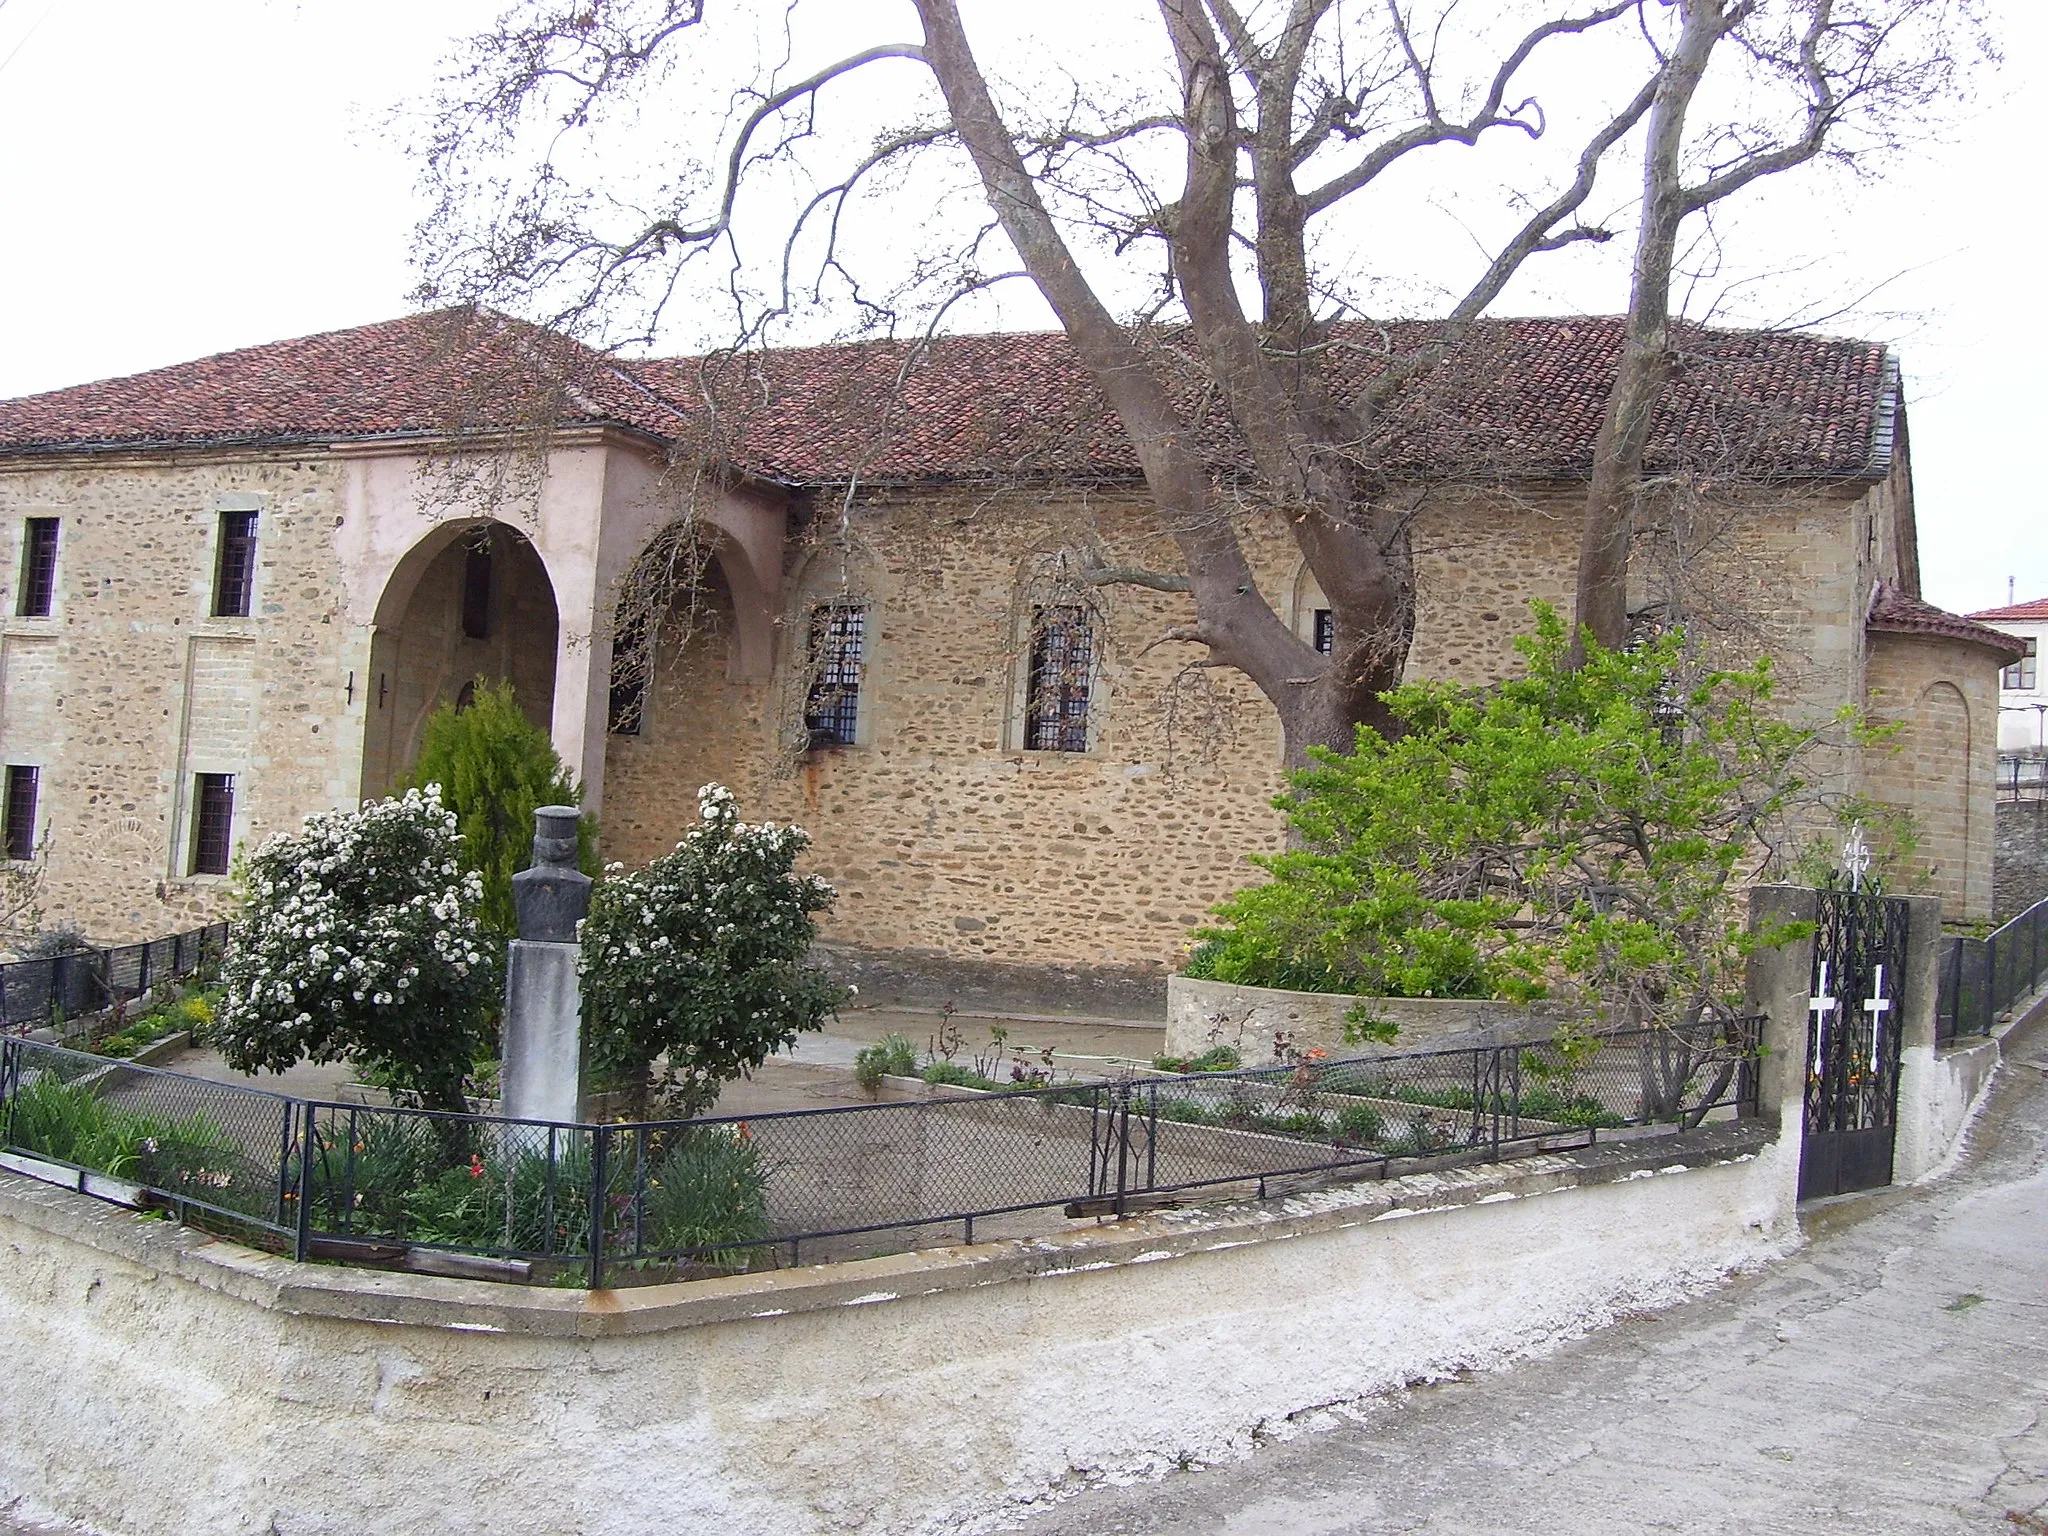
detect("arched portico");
top-left (359, 519), bottom-right (560, 798)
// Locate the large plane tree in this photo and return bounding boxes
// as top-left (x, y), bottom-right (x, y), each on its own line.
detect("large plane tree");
top-left (414, 0), bottom-right (1977, 761)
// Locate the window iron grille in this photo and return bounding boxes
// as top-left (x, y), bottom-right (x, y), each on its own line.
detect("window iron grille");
top-left (1312, 608), bottom-right (1334, 655)
top-left (212, 511), bottom-right (258, 617)
top-left (607, 611), bottom-right (649, 736)
top-left (192, 774), bottom-right (235, 876)
top-left (1025, 605), bottom-right (1094, 753)
top-left (17, 518), bottom-right (58, 617)
top-left (3, 766), bottom-right (37, 862)
top-left (804, 605), bottom-right (865, 748)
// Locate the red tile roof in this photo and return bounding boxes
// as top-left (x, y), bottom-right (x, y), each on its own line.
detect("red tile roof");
top-left (0, 310), bottom-right (1893, 487)
top-left (1967, 598), bottom-right (2048, 622)
top-left (0, 310), bottom-right (689, 453)
top-left (1868, 583), bottom-right (2029, 660)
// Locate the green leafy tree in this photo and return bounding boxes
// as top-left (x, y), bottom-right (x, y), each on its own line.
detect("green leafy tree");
top-left (214, 787), bottom-right (500, 1114)
top-left (402, 677), bottom-right (593, 938)
top-left (581, 784), bottom-right (845, 1117)
top-left (1199, 605), bottom-right (1837, 1040)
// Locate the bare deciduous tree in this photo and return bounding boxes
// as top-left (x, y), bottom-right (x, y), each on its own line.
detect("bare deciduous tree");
top-left (411, 0), bottom-right (1974, 761)
top-left (1570, 0), bottom-right (1987, 658)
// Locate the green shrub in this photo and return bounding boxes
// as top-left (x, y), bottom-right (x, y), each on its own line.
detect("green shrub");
top-left (1190, 606), bottom-right (1846, 1026)
top-left (400, 677), bottom-right (595, 940)
top-left (1152, 1045), bottom-right (1242, 1074)
top-left (645, 1126), bottom-right (769, 1265)
top-left (920, 1061), bottom-right (1002, 1092)
top-left (853, 1032), bottom-right (918, 1093)
top-left (1332, 1102), bottom-right (1384, 1145)
top-left (581, 784), bottom-right (844, 1117)
top-left (9, 1075), bottom-right (239, 1196)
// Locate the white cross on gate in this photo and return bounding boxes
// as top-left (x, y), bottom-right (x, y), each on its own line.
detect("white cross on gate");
top-left (1810, 961), bottom-right (1838, 1047)
top-left (1865, 962), bottom-right (1892, 1062)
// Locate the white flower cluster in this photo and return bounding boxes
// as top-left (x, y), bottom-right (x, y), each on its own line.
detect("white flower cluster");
top-left (217, 784), bottom-right (497, 1062)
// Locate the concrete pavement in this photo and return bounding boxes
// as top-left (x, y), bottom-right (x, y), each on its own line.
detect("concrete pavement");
top-left (1015, 1030), bottom-right (2048, 1535)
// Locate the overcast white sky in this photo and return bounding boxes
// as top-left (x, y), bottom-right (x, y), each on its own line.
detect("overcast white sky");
top-left (0, 0), bottom-right (2039, 614)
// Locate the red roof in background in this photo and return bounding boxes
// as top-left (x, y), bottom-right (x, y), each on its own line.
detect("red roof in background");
top-left (1868, 583), bottom-right (2030, 660)
top-left (1967, 598), bottom-right (2048, 622)
top-left (0, 310), bottom-right (1894, 486)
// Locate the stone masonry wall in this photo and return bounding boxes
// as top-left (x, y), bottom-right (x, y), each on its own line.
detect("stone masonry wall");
top-left (0, 452), bottom-right (358, 943)
top-left (1995, 799), bottom-right (2048, 922)
top-left (1862, 630), bottom-right (2004, 921)
top-left (602, 484), bottom-right (1870, 978)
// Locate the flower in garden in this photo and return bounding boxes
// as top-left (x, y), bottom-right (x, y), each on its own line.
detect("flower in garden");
top-left (467, 1154), bottom-right (486, 1179)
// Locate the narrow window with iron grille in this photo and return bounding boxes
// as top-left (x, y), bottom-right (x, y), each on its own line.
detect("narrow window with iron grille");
top-left (2003, 639), bottom-right (2038, 692)
top-left (1312, 608), bottom-right (1334, 655)
top-left (461, 537), bottom-right (493, 640)
top-left (3, 766), bottom-right (37, 862)
top-left (212, 510), bottom-right (258, 617)
top-left (804, 604), bottom-right (865, 748)
top-left (1025, 604), bottom-right (1095, 753)
top-left (191, 773), bottom-right (235, 876)
top-left (608, 610), bottom-right (648, 736)
top-left (16, 518), bottom-right (58, 616)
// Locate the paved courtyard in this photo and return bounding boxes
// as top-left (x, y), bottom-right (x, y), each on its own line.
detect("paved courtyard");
top-left (1015, 1026), bottom-right (2048, 1535)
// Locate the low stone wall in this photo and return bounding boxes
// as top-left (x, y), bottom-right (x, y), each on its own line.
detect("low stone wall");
top-left (0, 1120), bottom-right (1792, 1536)
top-left (819, 941), bottom-right (1168, 1021)
top-left (1166, 974), bottom-right (1569, 1065)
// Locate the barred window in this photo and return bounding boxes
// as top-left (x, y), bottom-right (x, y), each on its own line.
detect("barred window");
top-left (17, 518), bottom-right (58, 617)
top-left (1025, 605), bottom-right (1095, 753)
top-left (2003, 639), bottom-right (2038, 692)
top-left (607, 611), bottom-right (649, 736)
top-left (212, 511), bottom-right (258, 617)
top-left (804, 605), bottom-right (865, 748)
top-left (3, 766), bottom-right (37, 862)
top-left (191, 774), bottom-right (235, 876)
top-left (1312, 608), bottom-right (1334, 655)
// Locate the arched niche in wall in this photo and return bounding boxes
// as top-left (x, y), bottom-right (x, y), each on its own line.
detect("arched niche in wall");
top-left (1907, 677), bottom-right (1974, 913)
top-left (360, 519), bottom-right (560, 798)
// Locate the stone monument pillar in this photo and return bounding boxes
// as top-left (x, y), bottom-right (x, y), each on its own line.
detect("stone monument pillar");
top-left (501, 806), bottom-right (592, 1124)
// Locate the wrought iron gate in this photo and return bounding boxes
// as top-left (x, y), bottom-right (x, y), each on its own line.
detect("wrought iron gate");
top-left (1799, 890), bottom-right (1910, 1201)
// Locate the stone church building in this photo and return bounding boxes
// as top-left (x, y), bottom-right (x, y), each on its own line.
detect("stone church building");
top-left (0, 311), bottom-right (2021, 1010)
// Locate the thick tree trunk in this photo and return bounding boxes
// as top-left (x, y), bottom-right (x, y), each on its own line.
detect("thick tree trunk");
top-left (1571, 2), bottom-right (1733, 661)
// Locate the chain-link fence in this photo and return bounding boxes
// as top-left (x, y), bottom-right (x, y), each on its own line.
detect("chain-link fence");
top-left (0, 1016), bottom-right (1760, 1287)
top-left (1937, 894), bottom-right (2048, 1044)
top-left (0, 923), bottom-right (228, 1033)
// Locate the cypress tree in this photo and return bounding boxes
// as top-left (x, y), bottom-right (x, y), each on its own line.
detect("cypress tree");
top-left (402, 678), bottom-right (595, 939)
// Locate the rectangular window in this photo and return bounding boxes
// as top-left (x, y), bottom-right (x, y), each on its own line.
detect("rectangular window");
top-left (1312, 608), bottom-right (1334, 655)
top-left (1025, 604), bottom-right (1095, 753)
top-left (461, 541), bottom-right (493, 640)
top-left (3, 766), bottom-right (38, 862)
top-left (804, 605), bottom-right (866, 748)
top-left (2003, 639), bottom-right (2038, 692)
top-left (191, 773), bottom-right (235, 876)
top-left (17, 518), bottom-right (58, 616)
top-left (212, 510), bottom-right (259, 617)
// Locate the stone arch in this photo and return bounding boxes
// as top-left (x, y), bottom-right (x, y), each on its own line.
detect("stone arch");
top-left (359, 519), bottom-right (561, 798)
top-left (1905, 678), bottom-right (1973, 913)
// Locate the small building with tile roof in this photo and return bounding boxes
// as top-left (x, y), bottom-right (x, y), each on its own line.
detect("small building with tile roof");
top-left (0, 309), bottom-right (2020, 997)
top-left (1964, 597), bottom-right (2048, 756)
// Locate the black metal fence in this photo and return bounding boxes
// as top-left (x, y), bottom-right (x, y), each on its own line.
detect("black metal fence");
top-left (1937, 894), bottom-right (2048, 1045)
top-left (0, 1016), bottom-right (1760, 1288)
top-left (0, 924), bottom-right (228, 1033)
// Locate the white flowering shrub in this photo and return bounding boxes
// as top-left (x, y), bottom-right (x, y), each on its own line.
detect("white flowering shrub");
top-left (581, 784), bottom-right (845, 1116)
top-left (215, 787), bottom-right (499, 1114)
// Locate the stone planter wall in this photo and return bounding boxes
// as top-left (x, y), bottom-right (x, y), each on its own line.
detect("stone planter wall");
top-left (1166, 975), bottom-right (1573, 1065)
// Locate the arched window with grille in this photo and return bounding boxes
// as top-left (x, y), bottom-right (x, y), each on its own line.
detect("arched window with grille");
top-left (1023, 604), bottom-right (1096, 753)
